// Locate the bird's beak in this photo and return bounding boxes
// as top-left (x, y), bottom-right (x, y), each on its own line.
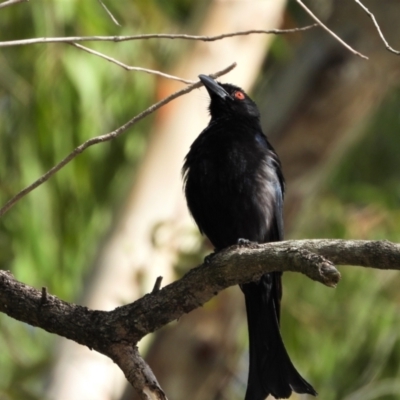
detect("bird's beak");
top-left (199, 74), bottom-right (231, 100)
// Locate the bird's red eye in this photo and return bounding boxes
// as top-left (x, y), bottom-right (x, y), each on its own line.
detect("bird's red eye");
top-left (234, 91), bottom-right (245, 100)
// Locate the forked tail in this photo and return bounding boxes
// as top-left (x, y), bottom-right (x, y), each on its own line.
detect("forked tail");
top-left (241, 272), bottom-right (317, 400)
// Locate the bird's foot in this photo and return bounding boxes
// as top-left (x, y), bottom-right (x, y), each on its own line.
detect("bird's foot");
top-left (237, 238), bottom-right (259, 249)
top-left (204, 251), bottom-right (218, 264)
top-left (237, 238), bottom-right (252, 245)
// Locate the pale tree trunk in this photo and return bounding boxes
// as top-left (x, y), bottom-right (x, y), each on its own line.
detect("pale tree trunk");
top-left (45, 1), bottom-right (287, 399)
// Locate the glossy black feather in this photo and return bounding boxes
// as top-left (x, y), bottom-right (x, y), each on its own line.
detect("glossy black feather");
top-left (182, 75), bottom-right (316, 400)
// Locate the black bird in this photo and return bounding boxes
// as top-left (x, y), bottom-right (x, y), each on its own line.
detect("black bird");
top-left (182, 75), bottom-right (317, 400)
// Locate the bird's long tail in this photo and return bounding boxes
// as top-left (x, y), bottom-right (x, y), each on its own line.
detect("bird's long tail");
top-left (241, 272), bottom-right (317, 400)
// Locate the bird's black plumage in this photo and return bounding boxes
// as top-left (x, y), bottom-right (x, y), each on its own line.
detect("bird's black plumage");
top-left (182, 75), bottom-right (317, 400)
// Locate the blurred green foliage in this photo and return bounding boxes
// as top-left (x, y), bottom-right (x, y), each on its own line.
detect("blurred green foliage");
top-left (0, 1), bottom-right (199, 398)
top-left (282, 88), bottom-right (400, 400)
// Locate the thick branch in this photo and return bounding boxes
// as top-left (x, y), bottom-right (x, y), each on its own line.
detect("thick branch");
top-left (1, 239), bottom-right (399, 394)
top-left (2, 239), bottom-right (399, 343)
top-left (0, 270), bottom-right (165, 399)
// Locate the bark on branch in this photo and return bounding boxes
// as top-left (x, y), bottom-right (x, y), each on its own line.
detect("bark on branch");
top-left (1, 239), bottom-right (399, 398)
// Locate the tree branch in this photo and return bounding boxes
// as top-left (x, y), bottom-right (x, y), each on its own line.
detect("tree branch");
top-left (0, 0), bottom-right (28, 9)
top-left (0, 62), bottom-right (236, 218)
top-left (111, 346), bottom-right (167, 400)
top-left (0, 25), bottom-right (317, 47)
top-left (1, 239), bottom-right (399, 396)
top-left (353, 0), bottom-right (400, 55)
top-left (70, 43), bottom-right (195, 84)
top-left (295, 0), bottom-right (368, 60)
top-left (97, 0), bottom-right (121, 27)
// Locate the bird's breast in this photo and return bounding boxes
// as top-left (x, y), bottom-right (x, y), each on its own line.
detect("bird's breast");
top-left (184, 133), bottom-right (279, 248)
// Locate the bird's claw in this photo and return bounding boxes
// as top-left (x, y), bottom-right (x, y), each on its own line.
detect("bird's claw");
top-left (204, 252), bottom-right (217, 264)
top-left (237, 238), bottom-right (253, 246)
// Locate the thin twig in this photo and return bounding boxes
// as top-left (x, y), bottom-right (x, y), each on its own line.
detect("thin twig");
top-left (0, 63), bottom-right (236, 218)
top-left (0, 25), bottom-right (317, 47)
top-left (40, 287), bottom-right (48, 306)
top-left (295, 0), bottom-right (368, 60)
top-left (151, 277), bottom-right (163, 294)
top-left (97, 0), bottom-right (121, 27)
top-left (353, 0), bottom-right (400, 55)
top-left (0, 0), bottom-right (28, 9)
top-left (71, 43), bottom-right (195, 84)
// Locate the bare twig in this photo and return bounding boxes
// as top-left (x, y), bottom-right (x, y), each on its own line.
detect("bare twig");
top-left (0, 25), bottom-right (317, 48)
top-left (353, 0), bottom-right (400, 55)
top-left (40, 287), bottom-right (48, 305)
top-left (0, 0), bottom-right (28, 9)
top-left (295, 0), bottom-right (369, 60)
top-left (151, 276), bottom-right (163, 294)
top-left (71, 43), bottom-right (195, 84)
top-left (97, 0), bottom-right (121, 27)
top-left (0, 63), bottom-right (236, 218)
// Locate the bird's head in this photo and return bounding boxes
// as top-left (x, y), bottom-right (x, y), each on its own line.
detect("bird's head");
top-left (199, 74), bottom-right (260, 120)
